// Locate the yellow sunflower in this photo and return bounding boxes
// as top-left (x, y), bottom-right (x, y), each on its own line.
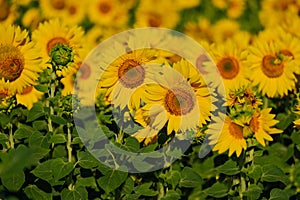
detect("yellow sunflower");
top-left (0, 0), bottom-right (17, 25)
top-left (88, 0), bottom-right (127, 26)
top-left (134, 60), bottom-right (214, 137)
top-left (39, 0), bottom-right (68, 19)
top-left (212, 0), bottom-right (246, 19)
top-left (22, 8), bottom-right (43, 31)
top-left (209, 114), bottom-right (247, 157)
top-left (184, 17), bottom-right (213, 43)
top-left (205, 39), bottom-right (249, 95)
top-left (259, 0), bottom-right (300, 28)
top-left (134, 0), bottom-right (180, 28)
top-left (16, 86), bottom-right (44, 109)
top-left (98, 48), bottom-right (158, 110)
top-left (0, 24), bottom-right (42, 94)
top-left (249, 108), bottom-right (282, 146)
top-left (211, 19), bottom-right (241, 44)
top-left (32, 18), bottom-right (84, 77)
top-left (247, 38), bottom-right (297, 97)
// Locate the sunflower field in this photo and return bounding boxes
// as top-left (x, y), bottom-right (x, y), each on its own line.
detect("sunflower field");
top-left (1, 0), bottom-right (300, 199)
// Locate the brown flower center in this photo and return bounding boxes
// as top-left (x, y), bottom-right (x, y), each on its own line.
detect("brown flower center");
top-left (0, 45), bottom-right (24, 82)
top-left (164, 88), bottom-right (195, 116)
top-left (228, 121), bottom-right (244, 139)
top-left (98, 2), bottom-right (111, 14)
top-left (0, 0), bottom-right (10, 21)
top-left (51, 0), bottom-right (65, 10)
top-left (148, 13), bottom-right (162, 27)
top-left (46, 37), bottom-right (68, 54)
top-left (262, 55), bottom-right (284, 78)
top-left (68, 5), bottom-right (77, 15)
top-left (118, 59), bottom-right (145, 88)
top-left (250, 115), bottom-right (259, 133)
top-left (217, 57), bottom-right (239, 79)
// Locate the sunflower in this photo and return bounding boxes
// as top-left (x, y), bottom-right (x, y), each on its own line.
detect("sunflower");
top-left (0, 0), bottom-right (17, 25)
top-left (205, 39), bottom-right (249, 95)
top-left (32, 18), bottom-right (84, 77)
top-left (259, 0), bottom-right (300, 28)
top-left (212, 0), bottom-right (246, 19)
top-left (134, 60), bottom-right (214, 137)
top-left (211, 19), bottom-right (241, 44)
top-left (249, 108), bottom-right (282, 146)
top-left (209, 114), bottom-right (247, 157)
top-left (88, 0), bottom-right (127, 26)
top-left (39, 0), bottom-right (68, 19)
top-left (184, 17), bottom-right (213, 43)
top-left (134, 0), bottom-right (180, 28)
top-left (16, 86), bottom-right (44, 109)
top-left (97, 48), bottom-right (158, 110)
top-left (247, 37), bottom-right (297, 97)
top-left (22, 8), bottom-right (43, 31)
top-left (0, 24), bottom-right (42, 94)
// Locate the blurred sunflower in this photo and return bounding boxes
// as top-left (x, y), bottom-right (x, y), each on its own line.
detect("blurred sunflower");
top-left (249, 108), bottom-right (282, 146)
top-left (247, 38), bottom-right (297, 97)
top-left (184, 17), bottom-right (213, 43)
top-left (16, 86), bottom-right (44, 109)
top-left (211, 19), bottom-right (241, 43)
top-left (32, 18), bottom-right (84, 77)
top-left (259, 0), bottom-right (300, 28)
top-left (40, 0), bottom-right (68, 19)
top-left (212, 0), bottom-right (246, 19)
top-left (134, 0), bottom-right (180, 28)
top-left (209, 115), bottom-right (247, 157)
top-left (0, 24), bottom-right (42, 93)
top-left (205, 39), bottom-right (249, 94)
top-left (22, 8), bottom-right (43, 31)
top-left (88, 0), bottom-right (129, 26)
top-left (0, 0), bottom-right (17, 25)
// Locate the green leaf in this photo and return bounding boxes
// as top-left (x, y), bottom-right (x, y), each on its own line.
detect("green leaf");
top-left (161, 190), bottom-right (181, 200)
top-left (135, 182), bottom-right (158, 197)
top-left (0, 113), bottom-right (10, 127)
top-left (166, 170), bottom-right (181, 188)
top-left (291, 131), bottom-right (300, 144)
top-left (32, 120), bottom-right (48, 131)
top-left (179, 167), bottom-right (202, 188)
top-left (261, 164), bottom-right (289, 185)
top-left (77, 151), bottom-right (99, 169)
top-left (31, 158), bottom-right (74, 183)
top-left (0, 133), bottom-right (9, 145)
top-left (97, 168), bottom-right (127, 194)
top-left (205, 182), bottom-right (228, 198)
top-left (1, 171), bottom-right (25, 191)
top-left (50, 115), bottom-right (67, 125)
top-left (24, 185), bottom-right (52, 200)
top-left (267, 143), bottom-right (293, 162)
top-left (122, 177), bottom-right (135, 194)
top-left (218, 159), bottom-right (240, 175)
top-left (75, 177), bottom-right (97, 189)
top-left (247, 165), bottom-right (263, 181)
top-left (61, 186), bottom-right (88, 200)
top-left (269, 188), bottom-right (289, 200)
top-left (243, 184), bottom-right (262, 200)
top-left (14, 124), bottom-right (36, 139)
top-left (34, 84), bottom-right (49, 93)
top-left (276, 113), bottom-right (295, 130)
top-left (50, 134), bottom-right (66, 144)
top-left (26, 103), bottom-right (45, 122)
top-left (123, 137), bottom-right (140, 152)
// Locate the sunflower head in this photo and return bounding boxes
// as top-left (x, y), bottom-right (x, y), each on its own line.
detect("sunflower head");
top-left (49, 43), bottom-right (74, 71)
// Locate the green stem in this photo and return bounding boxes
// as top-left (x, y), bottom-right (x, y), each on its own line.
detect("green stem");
top-left (67, 123), bottom-right (72, 162)
top-left (157, 182), bottom-right (164, 199)
top-left (239, 175), bottom-right (246, 199)
top-left (116, 129), bottom-right (124, 143)
top-left (8, 123), bottom-right (14, 149)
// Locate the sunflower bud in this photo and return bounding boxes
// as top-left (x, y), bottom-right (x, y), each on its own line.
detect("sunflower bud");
top-left (49, 43), bottom-right (74, 69)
